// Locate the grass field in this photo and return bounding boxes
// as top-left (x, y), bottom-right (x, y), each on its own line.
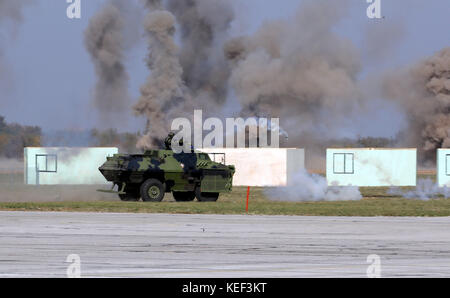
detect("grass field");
top-left (0, 185), bottom-right (449, 217)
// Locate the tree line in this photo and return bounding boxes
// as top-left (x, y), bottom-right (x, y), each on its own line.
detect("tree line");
top-left (1, 115), bottom-right (397, 159)
top-left (0, 116), bottom-right (41, 159)
top-left (0, 116), bottom-right (142, 159)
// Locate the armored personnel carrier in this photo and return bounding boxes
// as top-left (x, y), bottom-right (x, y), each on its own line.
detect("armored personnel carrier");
top-left (98, 134), bottom-right (235, 202)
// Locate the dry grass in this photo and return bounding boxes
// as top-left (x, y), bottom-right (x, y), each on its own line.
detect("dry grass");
top-left (0, 185), bottom-right (449, 217)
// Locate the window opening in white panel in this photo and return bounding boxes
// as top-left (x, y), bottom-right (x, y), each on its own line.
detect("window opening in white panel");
top-left (333, 153), bottom-right (345, 174)
top-left (333, 153), bottom-right (354, 174)
top-left (35, 154), bottom-right (58, 173)
top-left (446, 154), bottom-right (450, 176)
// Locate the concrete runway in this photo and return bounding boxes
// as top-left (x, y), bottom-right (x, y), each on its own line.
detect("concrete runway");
top-left (0, 211), bottom-right (449, 278)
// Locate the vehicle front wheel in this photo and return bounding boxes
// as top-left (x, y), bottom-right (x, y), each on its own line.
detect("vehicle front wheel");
top-left (195, 187), bottom-right (219, 202)
top-left (173, 191), bottom-right (195, 202)
top-left (140, 179), bottom-right (165, 202)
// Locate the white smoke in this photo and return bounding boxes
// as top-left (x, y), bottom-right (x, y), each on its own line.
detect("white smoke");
top-left (0, 158), bottom-right (22, 173)
top-left (266, 169), bottom-right (362, 202)
top-left (388, 179), bottom-right (450, 201)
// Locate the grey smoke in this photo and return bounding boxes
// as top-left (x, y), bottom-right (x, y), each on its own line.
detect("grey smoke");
top-left (143, 0), bottom-right (162, 10)
top-left (167, 0), bottom-right (235, 110)
top-left (134, 4), bottom-right (193, 149)
top-left (0, 158), bottom-right (22, 173)
top-left (134, 0), bottom-right (376, 151)
top-left (0, 48), bottom-right (10, 93)
top-left (134, 0), bottom-right (236, 148)
top-left (84, 0), bottom-right (131, 129)
top-left (88, 0), bottom-right (448, 164)
top-left (0, 0), bottom-right (32, 98)
top-left (266, 169), bottom-right (362, 202)
top-left (383, 48), bottom-right (450, 162)
top-left (0, 0), bottom-right (31, 25)
top-left (224, 0), bottom-right (363, 146)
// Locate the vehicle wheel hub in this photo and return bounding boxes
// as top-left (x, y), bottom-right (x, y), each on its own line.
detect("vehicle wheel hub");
top-left (149, 186), bottom-right (160, 198)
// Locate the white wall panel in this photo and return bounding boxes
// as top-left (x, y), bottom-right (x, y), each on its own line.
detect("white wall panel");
top-left (24, 147), bottom-right (118, 185)
top-left (199, 148), bottom-right (305, 187)
top-left (437, 149), bottom-right (450, 187)
top-left (326, 149), bottom-right (417, 187)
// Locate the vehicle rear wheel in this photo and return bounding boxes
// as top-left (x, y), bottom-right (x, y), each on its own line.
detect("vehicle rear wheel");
top-left (141, 179), bottom-right (165, 202)
top-left (195, 187), bottom-right (219, 202)
top-left (173, 191), bottom-right (195, 202)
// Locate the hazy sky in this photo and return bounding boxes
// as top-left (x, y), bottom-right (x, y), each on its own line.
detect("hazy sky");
top-left (0, 0), bottom-right (449, 138)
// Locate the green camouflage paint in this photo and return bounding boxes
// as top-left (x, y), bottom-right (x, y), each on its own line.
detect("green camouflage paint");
top-left (98, 143), bottom-right (235, 202)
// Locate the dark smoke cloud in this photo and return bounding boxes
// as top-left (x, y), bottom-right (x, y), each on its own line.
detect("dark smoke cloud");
top-left (384, 48), bottom-right (450, 162)
top-left (135, 0), bottom-right (369, 152)
top-left (85, 0), bottom-right (445, 165)
top-left (166, 0), bottom-right (234, 110)
top-left (84, 0), bottom-right (130, 129)
top-left (134, 0), bottom-right (236, 149)
top-left (134, 4), bottom-right (193, 149)
top-left (224, 0), bottom-right (362, 145)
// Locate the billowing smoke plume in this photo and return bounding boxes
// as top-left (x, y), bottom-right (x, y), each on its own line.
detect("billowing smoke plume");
top-left (84, 0), bottom-right (130, 129)
top-left (134, 0), bottom-right (236, 148)
top-left (266, 169), bottom-right (362, 202)
top-left (224, 0), bottom-right (362, 145)
top-left (383, 48), bottom-right (450, 162)
top-left (166, 0), bottom-right (235, 110)
top-left (0, 0), bottom-right (31, 95)
top-left (134, 2), bottom-right (193, 148)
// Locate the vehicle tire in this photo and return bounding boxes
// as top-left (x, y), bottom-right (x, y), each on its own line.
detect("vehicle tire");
top-left (195, 187), bottom-right (219, 202)
top-left (173, 191), bottom-right (195, 202)
top-left (119, 194), bottom-right (140, 202)
top-left (140, 179), bottom-right (165, 202)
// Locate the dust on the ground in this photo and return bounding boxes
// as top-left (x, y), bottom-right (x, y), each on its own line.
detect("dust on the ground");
top-left (0, 164), bottom-right (118, 202)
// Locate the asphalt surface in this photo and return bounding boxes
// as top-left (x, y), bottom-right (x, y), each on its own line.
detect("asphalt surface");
top-left (0, 211), bottom-right (449, 278)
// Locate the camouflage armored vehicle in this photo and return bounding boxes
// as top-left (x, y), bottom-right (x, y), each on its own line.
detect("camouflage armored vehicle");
top-left (98, 134), bottom-right (235, 202)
